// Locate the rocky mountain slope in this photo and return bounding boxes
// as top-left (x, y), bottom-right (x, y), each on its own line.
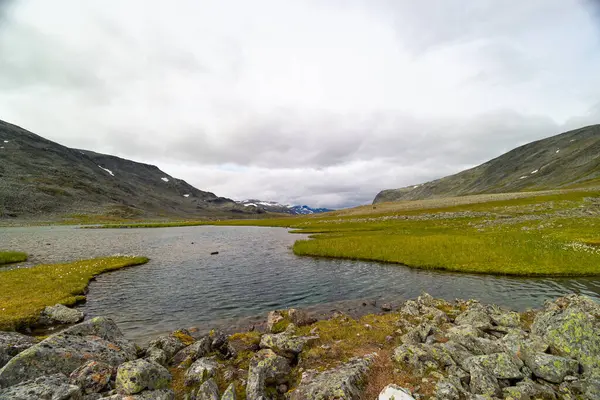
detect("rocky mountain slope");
top-left (374, 124), bottom-right (600, 203)
top-left (0, 119), bottom-right (259, 220)
top-left (238, 199), bottom-right (333, 215)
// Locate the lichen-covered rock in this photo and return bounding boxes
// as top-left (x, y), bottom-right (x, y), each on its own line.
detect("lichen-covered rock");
top-left (488, 306), bottom-right (521, 328)
top-left (194, 378), bottom-right (219, 400)
top-left (184, 357), bottom-right (218, 386)
top-left (393, 343), bottom-right (438, 373)
top-left (401, 323), bottom-right (434, 345)
top-left (288, 354), bottom-right (376, 400)
top-left (465, 353), bottom-right (524, 379)
top-left (454, 309), bottom-right (491, 329)
top-left (146, 347), bottom-right (168, 367)
top-left (69, 360), bottom-right (114, 394)
top-left (38, 304), bottom-right (84, 326)
top-left (259, 332), bottom-right (314, 357)
top-left (378, 384), bottom-right (415, 400)
top-left (434, 380), bottom-right (461, 400)
top-left (532, 294), bottom-right (600, 378)
top-left (0, 331), bottom-right (38, 369)
top-left (266, 311), bottom-right (286, 333)
top-left (499, 330), bottom-right (548, 357)
top-left (0, 317), bottom-right (137, 388)
top-left (146, 335), bottom-right (188, 362)
top-left (287, 309), bottom-right (314, 327)
top-left (440, 341), bottom-right (474, 369)
top-left (468, 364), bottom-right (500, 397)
top-left (521, 352), bottom-right (579, 384)
top-left (221, 383), bottom-right (237, 400)
top-left (115, 359), bottom-right (171, 395)
top-left (565, 378), bottom-right (600, 399)
top-left (502, 379), bottom-right (557, 400)
top-left (247, 349), bottom-right (291, 400)
top-left (0, 373), bottom-right (82, 400)
top-left (171, 337), bottom-right (211, 367)
top-left (102, 389), bottom-right (175, 399)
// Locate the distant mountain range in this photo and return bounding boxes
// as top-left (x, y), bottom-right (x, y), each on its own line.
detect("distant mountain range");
top-left (374, 124), bottom-right (600, 203)
top-left (237, 199), bottom-right (333, 215)
top-left (0, 119), bottom-right (260, 220)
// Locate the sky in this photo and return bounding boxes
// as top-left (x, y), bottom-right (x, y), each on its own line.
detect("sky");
top-left (1, 1), bottom-right (599, 208)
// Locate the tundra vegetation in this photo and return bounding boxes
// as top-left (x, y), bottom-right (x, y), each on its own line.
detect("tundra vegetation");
top-left (94, 189), bottom-right (600, 276)
top-left (0, 251), bottom-right (27, 265)
top-left (0, 256), bottom-right (148, 330)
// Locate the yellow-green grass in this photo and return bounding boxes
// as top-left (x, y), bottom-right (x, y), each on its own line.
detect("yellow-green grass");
top-left (91, 189), bottom-right (600, 276)
top-left (0, 251), bottom-right (28, 265)
top-left (0, 256), bottom-right (148, 330)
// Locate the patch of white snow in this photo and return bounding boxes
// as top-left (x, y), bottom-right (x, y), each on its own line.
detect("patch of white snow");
top-left (161, 177), bottom-right (169, 182)
top-left (183, 194), bottom-right (190, 198)
top-left (98, 165), bottom-right (114, 176)
top-left (244, 203), bottom-right (257, 207)
top-left (570, 139), bottom-right (576, 142)
top-left (556, 149), bottom-right (560, 153)
top-left (519, 176), bottom-right (528, 180)
top-left (531, 169), bottom-right (539, 174)
top-left (3, 140), bottom-right (8, 143)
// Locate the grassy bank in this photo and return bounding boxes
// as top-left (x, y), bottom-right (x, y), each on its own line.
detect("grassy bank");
top-left (93, 189), bottom-right (600, 276)
top-left (0, 256), bottom-right (148, 330)
top-left (0, 251), bottom-right (28, 265)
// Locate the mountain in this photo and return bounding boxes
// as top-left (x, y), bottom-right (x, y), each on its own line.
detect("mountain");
top-left (374, 124), bottom-right (600, 203)
top-left (238, 199), bottom-right (333, 215)
top-left (0, 119), bottom-right (259, 220)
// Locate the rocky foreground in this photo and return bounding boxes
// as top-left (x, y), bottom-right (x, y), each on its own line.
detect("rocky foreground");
top-left (1, 294), bottom-right (600, 399)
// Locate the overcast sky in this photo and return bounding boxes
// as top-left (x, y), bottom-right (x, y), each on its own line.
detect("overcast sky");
top-left (1, 1), bottom-right (599, 208)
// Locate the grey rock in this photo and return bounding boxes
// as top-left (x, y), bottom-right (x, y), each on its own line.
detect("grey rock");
top-left (0, 373), bottom-right (82, 400)
top-left (488, 307), bottom-right (521, 328)
top-left (401, 323), bottom-right (434, 345)
top-left (287, 309), bottom-right (314, 326)
top-left (401, 301), bottom-right (420, 317)
top-left (393, 344), bottom-right (438, 374)
top-left (434, 380), bottom-right (460, 400)
top-left (379, 384), bottom-right (415, 399)
top-left (532, 294), bottom-right (600, 378)
top-left (503, 379), bottom-right (557, 400)
top-left (0, 331), bottom-right (38, 369)
top-left (101, 389), bottom-right (175, 399)
top-left (69, 360), bottom-right (114, 394)
top-left (454, 309), bottom-right (491, 329)
top-left (288, 354), bottom-right (376, 400)
top-left (146, 335), bottom-right (188, 362)
top-left (266, 311), bottom-right (286, 333)
top-left (465, 353), bottom-right (524, 379)
top-left (38, 304), bottom-right (84, 326)
top-left (565, 378), bottom-right (600, 399)
top-left (146, 347), bottom-right (168, 367)
top-left (184, 357), bottom-right (218, 386)
top-left (468, 364), bottom-right (500, 397)
top-left (171, 337), bottom-right (211, 367)
top-left (246, 349), bottom-right (290, 400)
top-left (0, 317), bottom-right (137, 388)
top-left (441, 341), bottom-right (474, 369)
top-left (259, 332), bottom-right (314, 357)
top-left (221, 383), bottom-right (237, 400)
top-left (522, 351), bottom-right (579, 383)
top-left (194, 378), bottom-right (219, 400)
top-left (115, 359), bottom-right (172, 395)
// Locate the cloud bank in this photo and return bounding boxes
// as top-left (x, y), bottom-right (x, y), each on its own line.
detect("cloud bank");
top-left (1, 0), bottom-right (599, 207)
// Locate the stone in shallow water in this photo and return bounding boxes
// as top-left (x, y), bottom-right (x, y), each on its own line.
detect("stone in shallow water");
top-left (0, 373), bottom-right (81, 400)
top-left (38, 303), bottom-right (84, 326)
top-left (0, 331), bottom-right (38, 369)
top-left (115, 359), bottom-right (172, 395)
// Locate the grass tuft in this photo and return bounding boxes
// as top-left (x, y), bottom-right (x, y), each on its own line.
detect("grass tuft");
top-left (0, 251), bottom-right (28, 265)
top-left (0, 256), bottom-right (148, 330)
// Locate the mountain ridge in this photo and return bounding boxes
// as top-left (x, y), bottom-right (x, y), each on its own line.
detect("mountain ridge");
top-left (237, 199), bottom-right (333, 215)
top-left (374, 124), bottom-right (600, 203)
top-left (0, 119), bottom-right (259, 220)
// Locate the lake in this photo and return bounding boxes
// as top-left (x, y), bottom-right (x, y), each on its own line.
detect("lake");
top-left (1, 225), bottom-right (599, 341)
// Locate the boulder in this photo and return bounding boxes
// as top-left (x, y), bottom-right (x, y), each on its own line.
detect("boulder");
top-left (171, 336), bottom-right (211, 367)
top-left (101, 389), bottom-right (175, 399)
top-left (266, 310), bottom-right (286, 333)
top-left (0, 317), bottom-right (137, 388)
top-left (434, 380), bottom-right (461, 400)
top-left (488, 306), bottom-right (521, 328)
top-left (184, 357), bottom-right (219, 386)
top-left (115, 359), bottom-right (171, 395)
top-left (145, 335), bottom-right (188, 362)
top-left (287, 309), bottom-right (314, 326)
top-left (465, 353), bottom-right (524, 379)
top-left (378, 384), bottom-right (415, 400)
top-left (259, 332), bottom-right (315, 357)
top-left (502, 379), bottom-right (557, 400)
top-left (0, 373), bottom-right (81, 400)
top-left (288, 354), bottom-right (376, 400)
top-left (401, 323), bottom-right (434, 345)
top-left (393, 343), bottom-right (438, 373)
top-left (454, 309), bottom-right (491, 329)
top-left (532, 294), bottom-right (600, 378)
top-left (468, 364), bottom-right (500, 397)
top-left (69, 360), bottom-right (114, 394)
top-left (0, 331), bottom-right (38, 369)
top-left (146, 347), bottom-right (168, 367)
top-left (521, 352), bottom-right (579, 383)
top-left (246, 349), bottom-right (291, 400)
top-left (221, 383), bottom-right (237, 400)
top-left (38, 304), bottom-right (84, 326)
top-left (194, 378), bottom-right (219, 400)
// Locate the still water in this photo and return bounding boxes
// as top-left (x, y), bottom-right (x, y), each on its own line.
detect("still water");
top-left (1, 225), bottom-right (599, 340)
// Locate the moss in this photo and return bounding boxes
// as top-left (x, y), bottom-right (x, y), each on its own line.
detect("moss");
top-left (0, 256), bottom-right (149, 330)
top-left (0, 251), bottom-right (27, 265)
top-left (173, 330), bottom-right (196, 346)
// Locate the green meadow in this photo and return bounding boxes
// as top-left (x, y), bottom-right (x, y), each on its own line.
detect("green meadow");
top-left (0, 251), bottom-right (28, 265)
